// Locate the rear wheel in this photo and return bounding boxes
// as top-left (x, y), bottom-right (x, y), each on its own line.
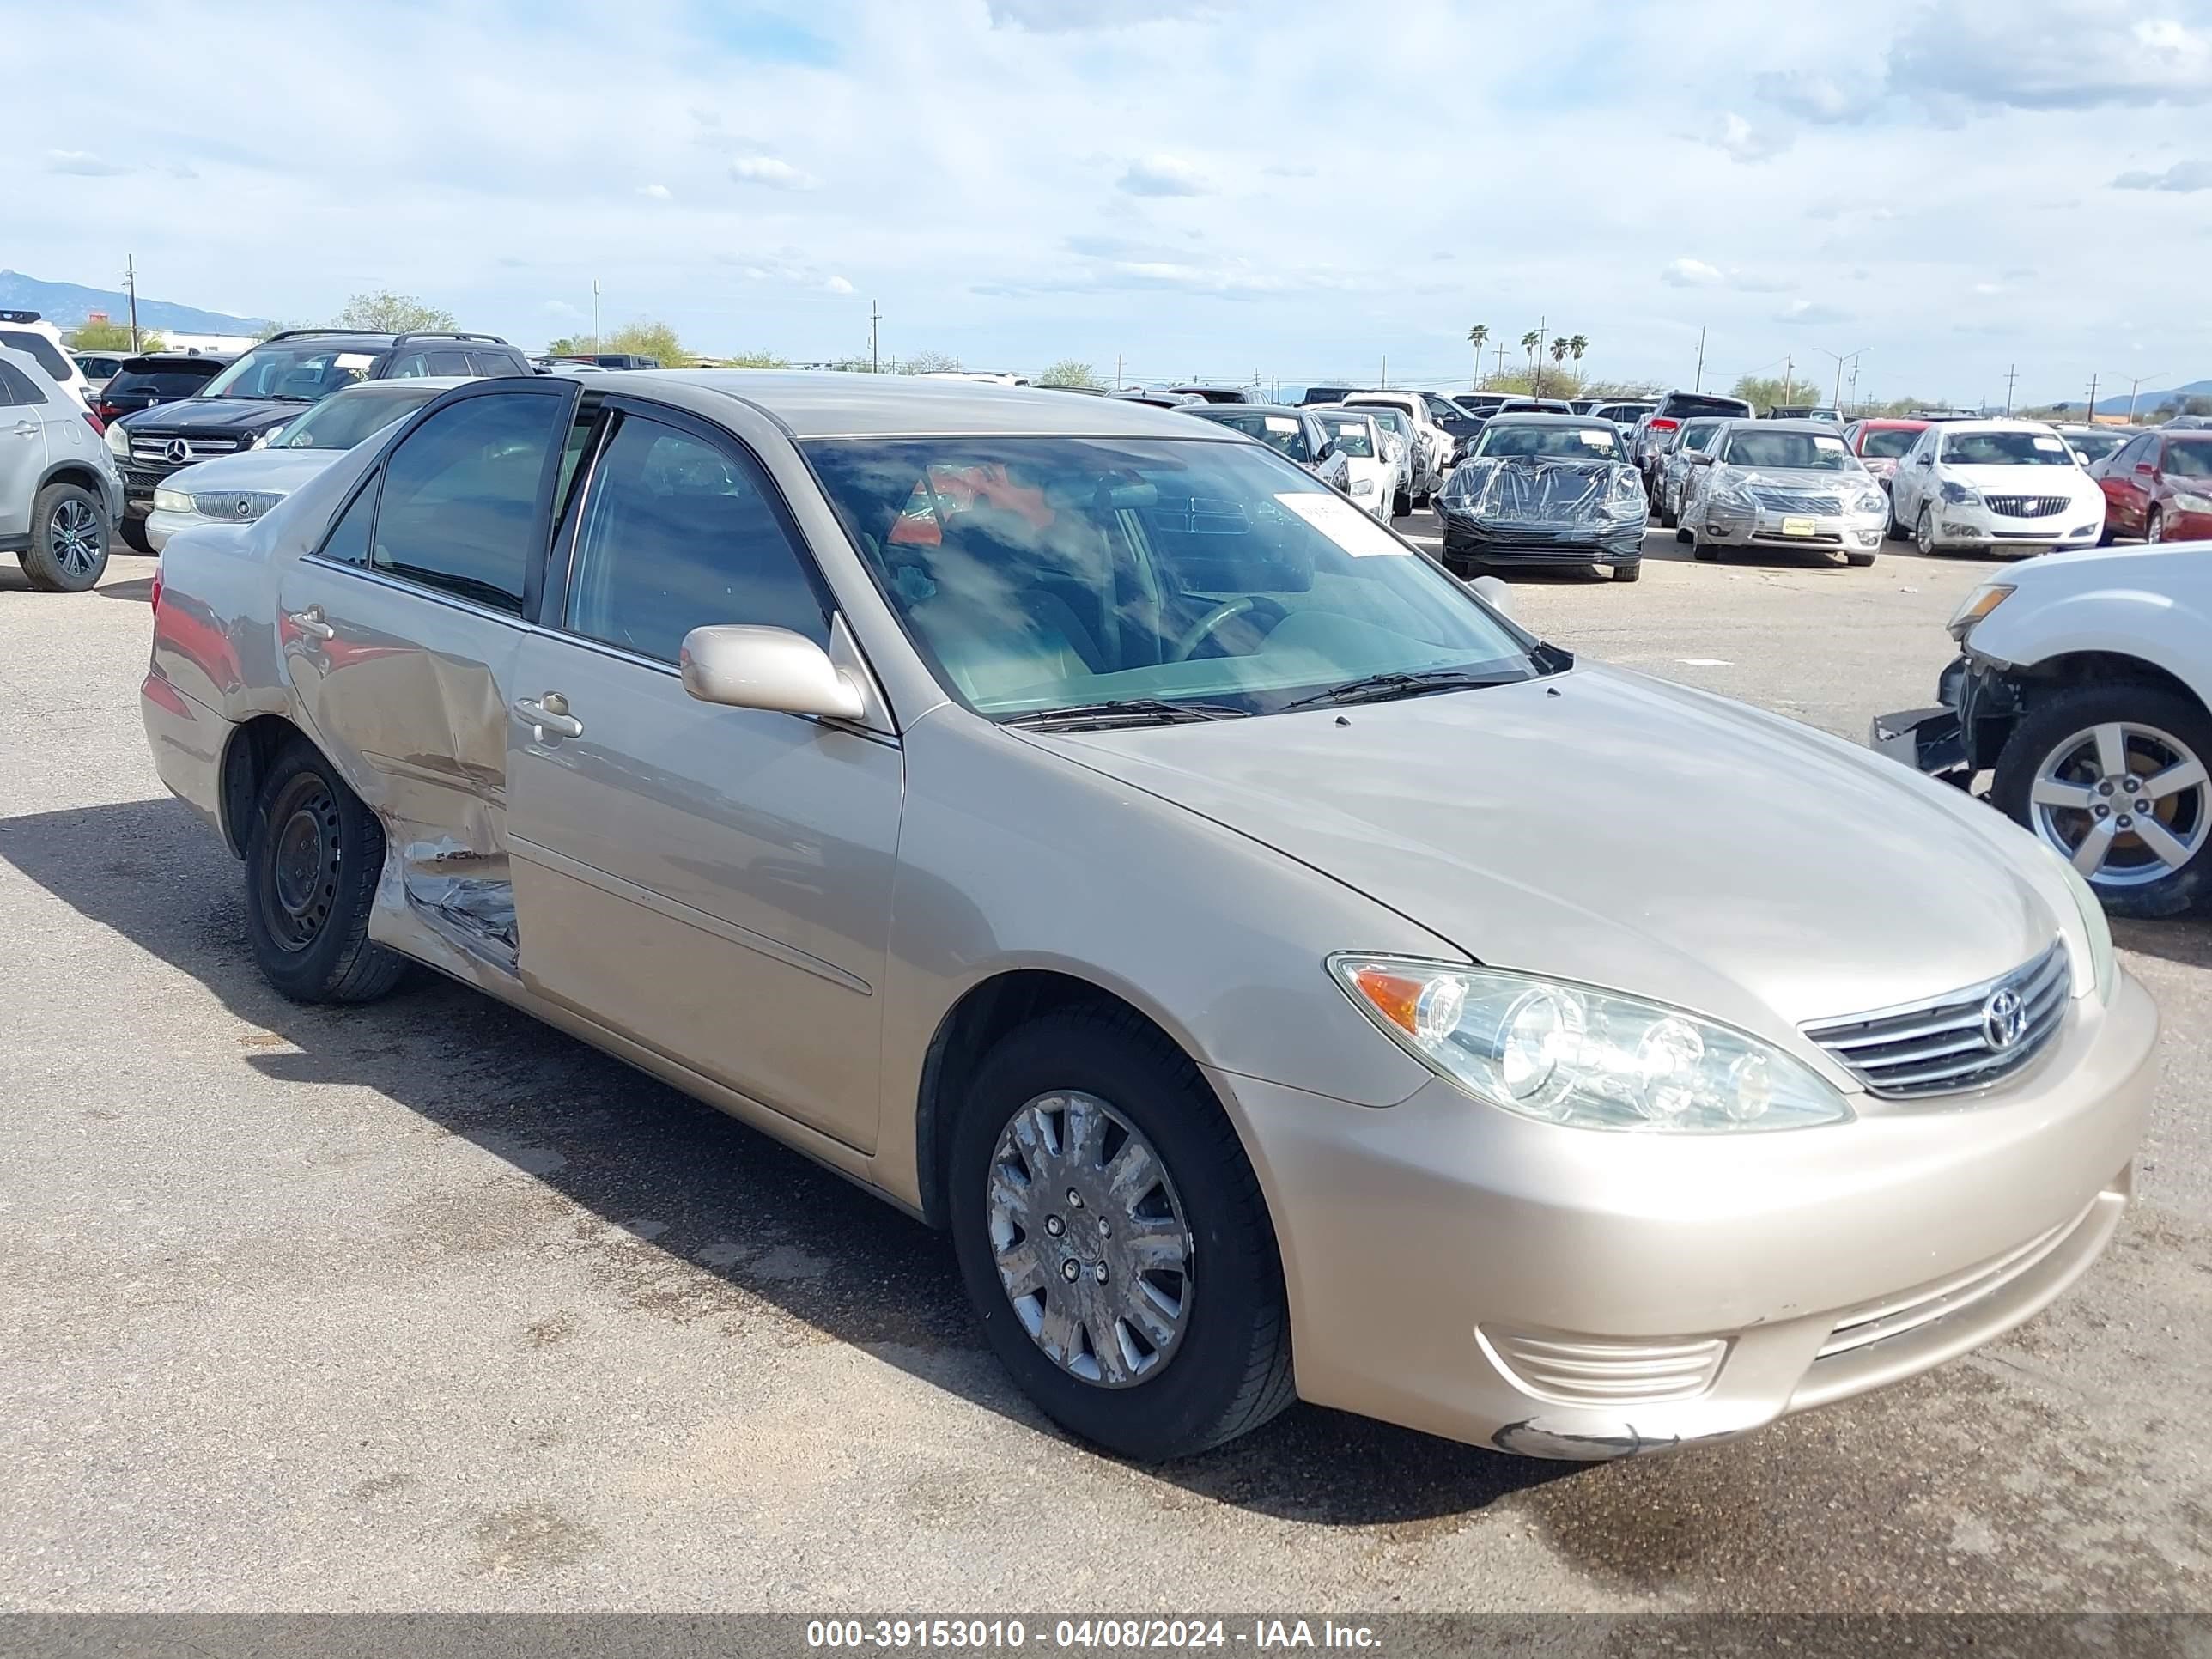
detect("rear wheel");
top-left (949, 1009), bottom-right (1294, 1461)
top-left (1991, 684), bottom-right (2212, 919)
top-left (21, 483), bottom-right (109, 592)
top-left (244, 740), bottom-right (410, 1003)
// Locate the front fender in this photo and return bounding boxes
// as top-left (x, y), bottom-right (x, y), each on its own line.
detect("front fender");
top-left (1972, 575), bottom-right (2212, 714)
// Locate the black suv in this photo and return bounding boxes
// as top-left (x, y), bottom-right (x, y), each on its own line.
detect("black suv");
top-left (92, 352), bottom-right (236, 423)
top-left (111, 328), bottom-right (532, 549)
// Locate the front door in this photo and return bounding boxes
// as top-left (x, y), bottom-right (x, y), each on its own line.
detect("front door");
top-left (278, 380), bottom-right (576, 968)
top-left (507, 404), bottom-right (901, 1152)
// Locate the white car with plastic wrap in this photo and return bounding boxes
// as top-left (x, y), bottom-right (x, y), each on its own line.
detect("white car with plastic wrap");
top-left (1887, 419), bottom-right (2106, 557)
top-left (1874, 538), bottom-right (2212, 917)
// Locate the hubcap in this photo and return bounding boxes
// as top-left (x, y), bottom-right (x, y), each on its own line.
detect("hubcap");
top-left (1917, 507), bottom-right (1934, 555)
top-left (986, 1091), bottom-right (1193, 1389)
top-left (50, 498), bottom-right (103, 577)
top-left (2030, 721), bottom-right (2209, 886)
top-left (262, 781), bottom-right (342, 950)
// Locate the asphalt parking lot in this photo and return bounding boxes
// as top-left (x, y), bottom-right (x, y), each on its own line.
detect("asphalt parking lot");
top-left (3, 525), bottom-right (2208, 1614)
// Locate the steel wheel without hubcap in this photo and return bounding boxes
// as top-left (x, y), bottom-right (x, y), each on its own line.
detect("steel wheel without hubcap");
top-left (50, 499), bottom-right (103, 580)
top-left (260, 776), bottom-right (343, 951)
top-left (986, 1090), bottom-right (1194, 1388)
top-left (2031, 721), bottom-right (2210, 887)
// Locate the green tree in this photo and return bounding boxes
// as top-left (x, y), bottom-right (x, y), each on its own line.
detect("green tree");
top-left (1466, 324), bottom-right (1489, 387)
top-left (1036, 359), bottom-right (1102, 389)
top-left (66, 319), bottom-right (163, 353)
top-left (1731, 374), bottom-right (1792, 415)
top-left (718, 349), bottom-right (791, 369)
top-left (599, 321), bottom-right (688, 365)
top-left (1550, 337), bottom-right (1571, 378)
top-left (331, 290), bottom-right (456, 333)
top-left (901, 349), bottom-right (962, 375)
top-left (1519, 329), bottom-right (1540, 385)
top-left (544, 337), bottom-right (586, 356)
top-left (1568, 333), bottom-right (1589, 382)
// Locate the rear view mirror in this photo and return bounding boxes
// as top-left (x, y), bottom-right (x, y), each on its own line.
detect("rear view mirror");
top-left (1468, 574), bottom-right (1516, 618)
top-left (680, 624), bottom-right (866, 720)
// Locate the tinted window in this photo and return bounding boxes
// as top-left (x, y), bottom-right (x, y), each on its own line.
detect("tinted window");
top-left (276, 386), bottom-right (441, 450)
top-left (1858, 428), bottom-right (1920, 459)
top-left (2166, 440), bottom-right (2212, 479)
top-left (1205, 410), bottom-right (1314, 463)
top-left (2113, 434), bottom-right (2156, 469)
top-left (203, 343), bottom-right (379, 401)
top-left (105, 364), bottom-right (226, 400)
top-left (468, 349), bottom-right (526, 377)
top-left (0, 329), bottom-right (73, 384)
top-left (565, 416), bottom-right (828, 662)
top-left (1937, 430), bottom-right (2075, 467)
top-left (371, 392), bottom-right (562, 612)
top-left (319, 477), bottom-right (378, 566)
top-left (0, 362), bottom-right (43, 405)
top-left (1660, 393), bottom-right (1752, 419)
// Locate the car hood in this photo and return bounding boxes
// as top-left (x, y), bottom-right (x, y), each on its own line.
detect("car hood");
top-left (1942, 462), bottom-right (2098, 495)
top-left (119, 397), bottom-right (302, 435)
top-left (1444, 457), bottom-right (1639, 526)
top-left (1717, 465), bottom-right (1879, 494)
top-left (1038, 666), bottom-right (2068, 1048)
top-left (161, 447), bottom-right (345, 495)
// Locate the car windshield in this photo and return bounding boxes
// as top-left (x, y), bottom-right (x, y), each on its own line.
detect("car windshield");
top-left (1197, 410), bottom-right (1313, 462)
top-left (2066, 429), bottom-right (2130, 464)
top-left (805, 436), bottom-right (1544, 719)
top-left (1858, 428), bottom-right (1921, 459)
top-left (1722, 430), bottom-right (1854, 471)
top-left (200, 343), bottom-right (380, 403)
top-left (2166, 440), bottom-right (2212, 479)
top-left (274, 386), bottom-right (441, 449)
top-left (1940, 430), bottom-right (2076, 467)
top-left (1674, 421), bottom-right (1719, 452)
top-left (1363, 408), bottom-right (1410, 437)
top-left (1318, 417), bottom-right (1376, 458)
top-left (1478, 423), bottom-right (1621, 460)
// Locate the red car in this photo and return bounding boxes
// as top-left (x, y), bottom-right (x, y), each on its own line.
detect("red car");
top-left (1841, 418), bottom-right (1929, 489)
top-left (2094, 430), bottom-right (2212, 544)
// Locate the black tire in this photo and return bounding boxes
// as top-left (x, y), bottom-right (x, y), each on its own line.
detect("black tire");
top-left (243, 739), bottom-right (409, 1003)
top-left (1884, 496), bottom-right (1907, 541)
top-left (1657, 490), bottom-right (1678, 530)
top-left (1692, 540), bottom-right (1720, 562)
top-left (1991, 682), bottom-right (2212, 920)
top-left (949, 1007), bottom-right (1295, 1461)
top-left (21, 483), bottom-right (110, 592)
top-left (118, 514), bottom-right (155, 555)
top-left (1392, 489), bottom-right (1411, 518)
top-left (2147, 507), bottom-right (2166, 546)
top-left (1413, 489), bottom-right (1432, 510)
top-left (1613, 559), bottom-right (1643, 583)
top-left (1845, 550), bottom-right (1876, 567)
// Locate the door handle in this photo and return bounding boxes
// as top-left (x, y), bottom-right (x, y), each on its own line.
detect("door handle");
top-left (285, 605), bottom-right (335, 641)
top-left (514, 693), bottom-right (584, 742)
top-left (10, 420), bottom-right (37, 436)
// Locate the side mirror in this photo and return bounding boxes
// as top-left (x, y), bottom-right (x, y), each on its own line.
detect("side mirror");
top-left (679, 624), bottom-right (866, 720)
top-left (1314, 439), bottom-right (1335, 461)
top-left (1688, 450), bottom-right (1715, 465)
top-left (1468, 574), bottom-right (1516, 618)
top-left (2135, 462), bottom-right (2157, 477)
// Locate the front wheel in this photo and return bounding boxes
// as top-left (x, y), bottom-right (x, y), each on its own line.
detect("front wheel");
top-left (1845, 550), bottom-right (1876, 567)
top-left (244, 740), bottom-right (410, 1002)
top-left (2147, 507), bottom-right (2166, 545)
top-left (949, 1009), bottom-right (1294, 1461)
top-left (1612, 560), bottom-right (1643, 583)
top-left (118, 514), bottom-right (155, 555)
top-left (21, 483), bottom-right (110, 592)
top-left (1392, 489), bottom-right (1411, 518)
top-left (1991, 684), bottom-right (2212, 919)
top-left (1916, 505), bottom-right (1944, 557)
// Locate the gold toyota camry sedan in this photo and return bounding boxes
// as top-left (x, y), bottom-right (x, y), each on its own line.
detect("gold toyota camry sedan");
top-left (143, 373), bottom-right (2156, 1462)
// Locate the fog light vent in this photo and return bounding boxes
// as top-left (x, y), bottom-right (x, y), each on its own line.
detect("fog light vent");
top-left (1478, 1328), bottom-right (1728, 1406)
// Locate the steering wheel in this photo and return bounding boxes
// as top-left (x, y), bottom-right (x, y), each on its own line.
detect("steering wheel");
top-left (1170, 595), bottom-right (1288, 663)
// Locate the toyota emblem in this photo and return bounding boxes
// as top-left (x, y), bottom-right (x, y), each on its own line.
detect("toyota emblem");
top-left (164, 439), bottom-right (191, 465)
top-left (1981, 987), bottom-right (2027, 1051)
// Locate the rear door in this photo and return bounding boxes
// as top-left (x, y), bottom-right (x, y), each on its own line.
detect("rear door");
top-left (2101, 434), bottom-right (2155, 532)
top-left (506, 398), bottom-right (901, 1152)
top-left (277, 379), bottom-right (578, 968)
top-left (0, 360), bottom-right (50, 540)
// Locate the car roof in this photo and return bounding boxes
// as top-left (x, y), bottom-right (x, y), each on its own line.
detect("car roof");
top-left (119, 352), bottom-right (239, 368)
top-left (1856, 417), bottom-right (1929, 428)
top-left (1186, 401), bottom-right (1307, 418)
top-left (1729, 419), bottom-right (1842, 434)
top-left (1934, 419), bottom-right (2058, 434)
top-left (336, 375), bottom-right (474, 393)
top-left (1484, 412), bottom-right (1612, 426)
top-left (641, 370), bottom-right (1243, 440)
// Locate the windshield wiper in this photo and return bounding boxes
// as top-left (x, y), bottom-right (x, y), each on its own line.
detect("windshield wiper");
top-left (1006, 697), bottom-right (1250, 732)
top-left (1276, 668), bottom-right (1524, 712)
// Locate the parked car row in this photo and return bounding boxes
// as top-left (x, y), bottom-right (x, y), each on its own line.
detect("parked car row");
top-left (0, 343), bottom-right (122, 592)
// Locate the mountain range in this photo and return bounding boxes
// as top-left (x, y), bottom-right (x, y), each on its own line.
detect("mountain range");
top-left (0, 269), bottom-right (269, 335)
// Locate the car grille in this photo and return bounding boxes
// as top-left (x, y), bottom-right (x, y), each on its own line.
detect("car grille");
top-left (1752, 487), bottom-right (1843, 514)
top-left (1480, 1328), bottom-right (1728, 1405)
top-left (1814, 1199), bottom-right (2091, 1360)
top-left (1801, 939), bottom-right (2069, 1098)
top-left (130, 434), bottom-right (244, 463)
top-left (1987, 495), bottom-right (2069, 519)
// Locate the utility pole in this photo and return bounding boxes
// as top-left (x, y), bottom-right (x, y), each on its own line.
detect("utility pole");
top-left (869, 301), bottom-right (881, 374)
top-left (2002, 363), bottom-right (2020, 415)
top-left (1115, 350), bottom-right (1123, 390)
top-left (1381, 353), bottom-right (1387, 388)
top-left (1534, 314), bottom-right (1546, 393)
top-left (122, 255), bottom-right (141, 352)
top-left (1848, 358), bottom-right (1862, 412)
top-left (1493, 344), bottom-right (1510, 382)
top-left (2107, 372), bottom-right (2163, 425)
top-left (591, 278), bottom-right (600, 353)
top-left (1781, 354), bottom-right (1794, 408)
top-left (2086, 374), bottom-right (2100, 420)
top-left (1693, 326), bottom-right (1705, 392)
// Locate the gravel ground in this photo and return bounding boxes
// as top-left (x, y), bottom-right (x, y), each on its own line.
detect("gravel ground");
top-left (1, 531), bottom-right (2206, 1614)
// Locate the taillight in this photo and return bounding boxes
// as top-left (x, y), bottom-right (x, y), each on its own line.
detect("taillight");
top-left (83, 409), bottom-right (106, 436)
top-left (149, 566), bottom-right (163, 612)
top-left (1650, 417), bottom-right (1680, 433)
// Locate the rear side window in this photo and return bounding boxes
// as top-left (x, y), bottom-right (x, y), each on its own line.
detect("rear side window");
top-left (562, 414), bottom-right (829, 662)
top-left (319, 477), bottom-right (378, 566)
top-left (370, 391), bottom-right (563, 613)
top-left (107, 365), bottom-right (225, 399)
top-left (0, 362), bottom-right (45, 405)
top-left (0, 329), bottom-right (73, 384)
top-left (468, 349), bottom-right (527, 377)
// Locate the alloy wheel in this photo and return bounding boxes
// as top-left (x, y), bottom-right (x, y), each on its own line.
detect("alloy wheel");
top-left (985, 1090), bottom-right (1194, 1389)
top-left (1916, 505), bottom-right (1936, 556)
top-left (2030, 721), bottom-right (2210, 886)
top-left (2147, 508), bottom-right (2165, 545)
top-left (50, 499), bottom-right (103, 578)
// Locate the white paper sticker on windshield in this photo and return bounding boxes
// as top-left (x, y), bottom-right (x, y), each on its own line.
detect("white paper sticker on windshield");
top-left (2033, 434), bottom-right (2063, 451)
top-left (1264, 416), bottom-right (1298, 434)
top-left (335, 353), bottom-right (376, 371)
top-left (1814, 434), bottom-right (1845, 451)
top-left (1577, 429), bottom-right (1612, 446)
top-left (1275, 491), bottom-right (1410, 556)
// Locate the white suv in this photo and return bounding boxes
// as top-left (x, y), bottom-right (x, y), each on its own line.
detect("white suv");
top-left (0, 311), bottom-right (92, 409)
top-left (0, 345), bottom-right (123, 590)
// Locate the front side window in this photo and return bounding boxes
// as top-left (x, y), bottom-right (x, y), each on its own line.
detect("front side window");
top-left (563, 416), bottom-right (829, 662)
top-left (1938, 430), bottom-right (2076, 467)
top-left (319, 477), bottom-right (378, 566)
top-left (807, 436), bottom-right (1544, 718)
top-left (370, 391), bottom-right (562, 612)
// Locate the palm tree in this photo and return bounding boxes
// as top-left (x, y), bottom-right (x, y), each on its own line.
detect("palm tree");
top-left (1467, 324), bottom-right (1489, 388)
top-left (1569, 333), bottom-right (1589, 384)
top-left (1550, 337), bottom-right (1570, 374)
top-left (1520, 329), bottom-right (1541, 386)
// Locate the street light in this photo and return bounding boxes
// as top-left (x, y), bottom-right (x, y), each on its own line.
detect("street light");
top-left (1814, 345), bottom-right (1869, 412)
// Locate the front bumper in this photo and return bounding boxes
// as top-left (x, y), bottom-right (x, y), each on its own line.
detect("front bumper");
top-left (1925, 501), bottom-right (2103, 555)
top-left (1209, 966), bottom-right (2154, 1458)
top-left (143, 507), bottom-right (198, 553)
top-left (1438, 516), bottom-right (1644, 570)
top-left (1703, 507), bottom-right (1885, 552)
top-left (1872, 654), bottom-right (2018, 784)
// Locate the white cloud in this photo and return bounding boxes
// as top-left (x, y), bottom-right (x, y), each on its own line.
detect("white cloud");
top-left (637, 183), bottom-right (672, 200)
top-left (1775, 300), bottom-right (1851, 326)
top-left (2112, 158), bottom-right (2212, 191)
top-left (730, 155), bottom-right (817, 191)
top-left (823, 275), bottom-right (855, 295)
top-left (46, 149), bottom-right (130, 177)
top-left (1662, 258), bottom-right (1724, 287)
top-left (1755, 70), bottom-right (1869, 124)
top-left (1711, 112), bottom-right (1789, 161)
top-left (1117, 154), bottom-right (1211, 197)
top-left (1888, 0), bottom-right (2212, 109)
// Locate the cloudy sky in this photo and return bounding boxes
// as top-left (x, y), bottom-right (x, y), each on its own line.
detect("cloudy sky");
top-left (10, 0), bottom-right (2211, 404)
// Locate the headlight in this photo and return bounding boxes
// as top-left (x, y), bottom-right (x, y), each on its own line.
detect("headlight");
top-left (1330, 955), bottom-right (1853, 1133)
top-left (1850, 489), bottom-right (1887, 516)
top-left (247, 428), bottom-right (276, 450)
top-left (1940, 477), bottom-right (1983, 507)
top-left (2051, 855), bottom-right (2116, 1003)
top-left (1708, 478), bottom-right (1755, 513)
top-left (1350, 477), bottom-right (1375, 495)
top-left (106, 422), bottom-right (130, 459)
top-left (1947, 580), bottom-right (2014, 641)
top-left (152, 487), bottom-right (193, 514)
top-left (2174, 489), bottom-right (2212, 514)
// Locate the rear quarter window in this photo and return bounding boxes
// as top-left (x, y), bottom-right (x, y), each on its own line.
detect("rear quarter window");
top-left (0, 329), bottom-right (73, 385)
